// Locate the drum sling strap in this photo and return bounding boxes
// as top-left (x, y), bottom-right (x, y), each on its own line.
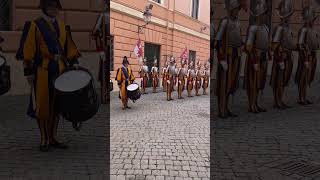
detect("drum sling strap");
top-left (35, 18), bottom-right (82, 131)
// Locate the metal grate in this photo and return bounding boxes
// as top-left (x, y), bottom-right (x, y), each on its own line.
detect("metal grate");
top-left (272, 160), bottom-right (320, 178)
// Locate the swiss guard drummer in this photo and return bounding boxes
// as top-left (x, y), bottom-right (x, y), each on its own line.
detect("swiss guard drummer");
top-left (116, 56), bottom-right (135, 110)
top-left (16, 0), bottom-right (81, 152)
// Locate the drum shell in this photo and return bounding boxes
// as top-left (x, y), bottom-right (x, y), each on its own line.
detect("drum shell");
top-left (55, 68), bottom-right (99, 123)
top-left (127, 83), bottom-right (141, 101)
top-left (0, 58), bottom-right (11, 96)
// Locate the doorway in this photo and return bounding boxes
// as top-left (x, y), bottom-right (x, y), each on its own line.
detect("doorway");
top-left (144, 43), bottom-right (161, 87)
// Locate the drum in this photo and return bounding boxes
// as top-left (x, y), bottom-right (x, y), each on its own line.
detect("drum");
top-left (54, 67), bottom-right (99, 128)
top-left (0, 55), bottom-right (10, 96)
top-left (127, 83), bottom-right (141, 101)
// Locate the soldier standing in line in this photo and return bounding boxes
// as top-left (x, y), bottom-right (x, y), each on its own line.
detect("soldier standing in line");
top-left (244, 0), bottom-right (270, 113)
top-left (295, 5), bottom-right (319, 105)
top-left (139, 58), bottom-right (149, 94)
top-left (270, 0), bottom-right (295, 109)
top-left (151, 58), bottom-right (159, 93)
top-left (214, 0), bottom-right (244, 118)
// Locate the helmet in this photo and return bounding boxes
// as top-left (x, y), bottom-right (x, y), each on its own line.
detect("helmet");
top-left (250, 0), bottom-right (268, 17)
top-left (225, 0), bottom-right (241, 11)
top-left (277, 0), bottom-right (294, 19)
top-left (122, 56), bottom-right (129, 65)
top-left (40, 0), bottom-right (62, 10)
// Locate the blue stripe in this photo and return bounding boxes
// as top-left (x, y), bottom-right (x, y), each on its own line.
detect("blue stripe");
top-left (16, 21), bottom-right (32, 60)
top-left (34, 18), bottom-right (61, 55)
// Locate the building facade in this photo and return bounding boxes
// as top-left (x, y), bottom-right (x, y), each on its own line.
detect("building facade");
top-left (110, 0), bottom-right (210, 83)
top-left (0, 0), bottom-right (106, 95)
top-left (0, 0), bottom-right (210, 94)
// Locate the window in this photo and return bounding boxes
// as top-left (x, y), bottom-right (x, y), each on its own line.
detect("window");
top-left (189, 50), bottom-right (196, 68)
top-left (152, 0), bottom-right (161, 3)
top-left (0, 0), bottom-right (11, 30)
top-left (191, 0), bottom-right (199, 19)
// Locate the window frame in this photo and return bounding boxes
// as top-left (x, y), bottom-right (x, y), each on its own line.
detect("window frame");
top-left (191, 0), bottom-right (199, 20)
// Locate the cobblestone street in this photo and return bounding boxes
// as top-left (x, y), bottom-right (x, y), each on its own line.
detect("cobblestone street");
top-left (0, 94), bottom-right (108, 179)
top-left (110, 88), bottom-right (210, 180)
top-left (212, 77), bottom-right (320, 180)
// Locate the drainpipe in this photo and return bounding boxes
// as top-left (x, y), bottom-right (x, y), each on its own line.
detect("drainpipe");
top-left (172, 0), bottom-right (175, 58)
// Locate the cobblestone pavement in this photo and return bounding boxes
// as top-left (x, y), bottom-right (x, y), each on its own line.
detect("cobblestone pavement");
top-left (212, 77), bottom-right (320, 180)
top-left (0, 95), bottom-right (108, 179)
top-left (110, 88), bottom-right (210, 180)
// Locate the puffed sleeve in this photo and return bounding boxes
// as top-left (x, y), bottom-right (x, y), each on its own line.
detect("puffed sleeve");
top-left (116, 68), bottom-right (122, 85)
top-left (129, 68), bottom-right (135, 82)
top-left (65, 25), bottom-right (81, 65)
top-left (16, 21), bottom-right (37, 63)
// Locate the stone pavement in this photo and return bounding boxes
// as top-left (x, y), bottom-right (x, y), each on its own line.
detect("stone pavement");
top-left (0, 94), bottom-right (108, 179)
top-left (110, 88), bottom-right (210, 180)
top-left (212, 77), bottom-right (320, 180)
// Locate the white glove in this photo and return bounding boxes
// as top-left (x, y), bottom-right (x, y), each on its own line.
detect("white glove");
top-left (253, 64), bottom-right (259, 71)
top-left (220, 61), bottom-right (228, 71)
top-left (279, 62), bottom-right (285, 70)
top-left (304, 61), bottom-right (310, 69)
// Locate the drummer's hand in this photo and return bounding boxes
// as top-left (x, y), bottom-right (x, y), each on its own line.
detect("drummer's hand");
top-left (26, 75), bottom-right (34, 86)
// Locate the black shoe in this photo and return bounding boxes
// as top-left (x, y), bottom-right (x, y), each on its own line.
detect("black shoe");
top-left (126, 106), bottom-right (131, 109)
top-left (50, 140), bottom-right (68, 149)
top-left (227, 111), bottom-right (238, 117)
top-left (306, 100), bottom-right (313, 104)
top-left (257, 106), bottom-right (267, 112)
top-left (298, 101), bottom-right (307, 105)
top-left (218, 114), bottom-right (228, 119)
top-left (281, 103), bottom-right (291, 109)
top-left (39, 144), bottom-right (49, 152)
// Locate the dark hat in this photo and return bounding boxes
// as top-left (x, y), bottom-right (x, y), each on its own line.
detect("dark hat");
top-left (40, 0), bottom-right (62, 10)
top-left (123, 56), bottom-right (129, 65)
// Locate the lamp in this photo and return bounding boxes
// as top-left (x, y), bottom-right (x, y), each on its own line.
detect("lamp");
top-left (138, 3), bottom-right (153, 33)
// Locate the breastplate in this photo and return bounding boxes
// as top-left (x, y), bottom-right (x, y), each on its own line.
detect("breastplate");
top-left (142, 65), bottom-right (148, 73)
top-left (282, 27), bottom-right (296, 50)
top-left (152, 67), bottom-right (158, 73)
top-left (168, 66), bottom-right (175, 75)
top-left (306, 28), bottom-right (320, 50)
top-left (255, 25), bottom-right (269, 51)
top-left (226, 19), bottom-right (242, 48)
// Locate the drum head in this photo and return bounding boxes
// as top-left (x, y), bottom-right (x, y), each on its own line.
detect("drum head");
top-left (55, 70), bottom-right (92, 92)
top-left (127, 83), bottom-right (139, 91)
top-left (0, 57), bottom-right (5, 66)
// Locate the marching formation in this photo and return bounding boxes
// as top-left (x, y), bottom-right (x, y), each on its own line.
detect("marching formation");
top-left (214, 0), bottom-right (320, 118)
top-left (116, 55), bottom-right (210, 110)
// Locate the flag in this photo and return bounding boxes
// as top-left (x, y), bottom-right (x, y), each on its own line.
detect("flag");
top-left (180, 47), bottom-right (188, 59)
top-left (134, 39), bottom-right (143, 58)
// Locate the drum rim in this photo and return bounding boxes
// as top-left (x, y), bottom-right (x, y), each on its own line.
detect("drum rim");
top-left (127, 83), bottom-right (139, 91)
top-left (54, 66), bottom-right (93, 92)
